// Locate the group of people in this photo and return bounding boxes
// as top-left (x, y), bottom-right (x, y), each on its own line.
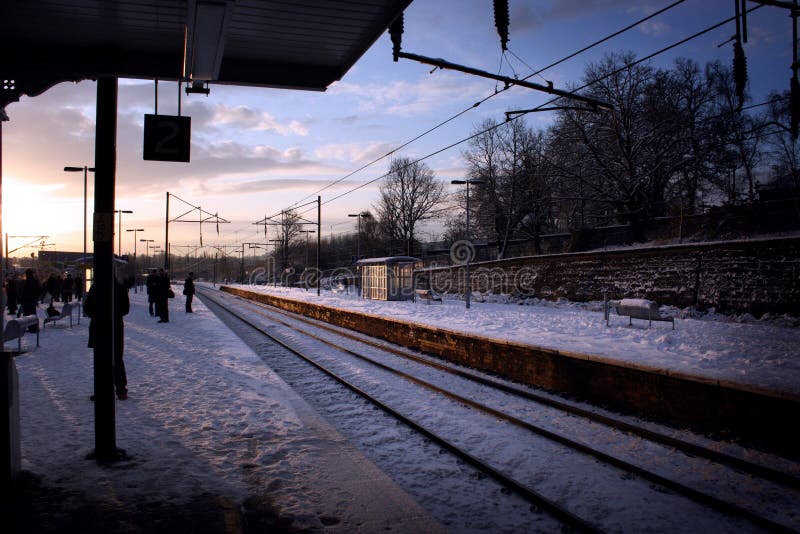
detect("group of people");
top-left (3, 266), bottom-right (198, 401)
top-left (4, 269), bottom-right (46, 322)
top-left (145, 268), bottom-right (173, 323)
top-left (5, 269), bottom-right (83, 319)
top-left (42, 272), bottom-right (81, 304)
top-left (143, 268), bottom-right (195, 322)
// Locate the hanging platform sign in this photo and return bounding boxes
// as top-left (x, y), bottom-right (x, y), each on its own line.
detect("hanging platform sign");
top-left (143, 114), bottom-right (191, 162)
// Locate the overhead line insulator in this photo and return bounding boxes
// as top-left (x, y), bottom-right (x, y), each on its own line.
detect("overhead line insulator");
top-left (494, 0), bottom-right (510, 51)
top-left (733, 39), bottom-right (747, 111)
top-left (390, 13), bottom-right (404, 62)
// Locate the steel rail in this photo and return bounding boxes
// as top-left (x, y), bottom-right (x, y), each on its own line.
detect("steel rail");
top-left (204, 289), bottom-right (799, 533)
top-left (199, 289), bottom-right (602, 533)
top-left (220, 289), bottom-right (800, 489)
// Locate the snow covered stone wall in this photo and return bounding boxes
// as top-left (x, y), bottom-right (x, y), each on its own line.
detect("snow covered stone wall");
top-left (422, 237), bottom-right (800, 316)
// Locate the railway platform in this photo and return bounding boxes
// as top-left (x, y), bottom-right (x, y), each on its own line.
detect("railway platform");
top-left (4, 291), bottom-right (444, 533)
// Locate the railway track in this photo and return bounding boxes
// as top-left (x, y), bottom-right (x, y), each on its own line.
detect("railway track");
top-left (199, 287), bottom-right (800, 533)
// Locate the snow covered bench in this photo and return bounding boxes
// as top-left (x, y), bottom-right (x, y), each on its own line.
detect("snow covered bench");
top-left (605, 298), bottom-right (674, 329)
top-left (43, 302), bottom-right (74, 328)
top-left (415, 289), bottom-right (442, 304)
top-left (3, 315), bottom-right (40, 353)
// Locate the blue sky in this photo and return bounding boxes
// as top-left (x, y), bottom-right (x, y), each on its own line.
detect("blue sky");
top-left (2, 0), bottom-right (789, 258)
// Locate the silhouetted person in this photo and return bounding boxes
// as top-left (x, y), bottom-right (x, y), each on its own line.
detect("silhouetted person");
top-left (145, 269), bottom-right (158, 316)
top-left (155, 268), bottom-right (171, 323)
top-left (85, 276), bottom-right (130, 400)
top-left (5, 274), bottom-right (19, 316)
top-left (61, 272), bottom-right (74, 303)
top-left (74, 274), bottom-right (84, 302)
top-left (183, 271), bottom-right (195, 313)
top-left (20, 269), bottom-right (42, 331)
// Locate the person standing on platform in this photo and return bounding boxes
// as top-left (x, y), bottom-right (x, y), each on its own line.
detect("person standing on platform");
top-left (74, 274), bottom-right (83, 302)
top-left (61, 272), bottom-right (74, 303)
top-left (5, 273), bottom-right (19, 316)
top-left (183, 271), bottom-right (195, 313)
top-left (20, 269), bottom-right (42, 329)
top-left (155, 268), bottom-right (171, 323)
top-left (145, 269), bottom-right (158, 316)
top-left (85, 275), bottom-right (130, 400)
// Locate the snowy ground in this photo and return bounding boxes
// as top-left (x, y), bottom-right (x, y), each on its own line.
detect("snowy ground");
top-left (224, 283), bottom-right (800, 396)
top-left (7, 290), bottom-right (437, 531)
top-left (5, 283), bottom-right (799, 532)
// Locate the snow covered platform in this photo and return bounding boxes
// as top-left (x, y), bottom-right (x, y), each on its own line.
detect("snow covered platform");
top-left (4, 291), bottom-right (443, 533)
top-left (222, 285), bottom-right (800, 455)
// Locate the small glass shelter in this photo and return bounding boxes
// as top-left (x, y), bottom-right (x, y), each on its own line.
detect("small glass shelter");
top-left (356, 256), bottom-right (420, 301)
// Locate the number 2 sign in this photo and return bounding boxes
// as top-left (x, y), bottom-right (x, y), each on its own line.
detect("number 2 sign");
top-left (143, 114), bottom-right (191, 162)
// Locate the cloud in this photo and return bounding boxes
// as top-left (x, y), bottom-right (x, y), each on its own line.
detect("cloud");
top-left (209, 104), bottom-right (309, 136)
top-left (637, 20), bottom-right (669, 37)
top-left (314, 142), bottom-right (396, 165)
top-left (330, 73), bottom-right (490, 117)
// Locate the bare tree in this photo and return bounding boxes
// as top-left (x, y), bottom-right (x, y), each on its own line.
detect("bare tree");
top-left (375, 157), bottom-right (445, 256)
top-left (762, 90), bottom-right (800, 189)
top-left (706, 60), bottom-right (764, 204)
top-left (461, 119), bottom-right (555, 257)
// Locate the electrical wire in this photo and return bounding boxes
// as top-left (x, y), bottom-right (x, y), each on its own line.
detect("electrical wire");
top-left (300, 4), bottom-right (768, 218)
top-left (285, 0), bottom-right (690, 211)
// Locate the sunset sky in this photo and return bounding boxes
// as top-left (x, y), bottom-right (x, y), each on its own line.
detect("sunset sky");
top-left (1, 0), bottom-right (790, 261)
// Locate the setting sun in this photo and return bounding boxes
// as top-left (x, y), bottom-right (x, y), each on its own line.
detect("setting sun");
top-left (2, 177), bottom-right (85, 256)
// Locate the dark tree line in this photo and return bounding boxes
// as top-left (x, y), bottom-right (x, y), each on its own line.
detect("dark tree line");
top-left (269, 52), bottom-right (797, 271)
top-left (449, 52), bottom-right (795, 251)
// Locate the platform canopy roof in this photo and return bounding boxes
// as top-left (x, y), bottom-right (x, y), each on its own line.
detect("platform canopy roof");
top-left (0, 0), bottom-right (412, 114)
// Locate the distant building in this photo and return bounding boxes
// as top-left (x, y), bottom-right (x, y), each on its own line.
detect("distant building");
top-left (37, 250), bottom-right (92, 266)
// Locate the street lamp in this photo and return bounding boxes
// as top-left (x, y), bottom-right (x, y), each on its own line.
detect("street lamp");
top-left (301, 229), bottom-right (316, 267)
top-left (126, 229), bottom-right (144, 291)
top-left (114, 209), bottom-right (133, 257)
top-left (63, 165), bottom-right (95, 261)
top-left (451, 179), bottom-right (486, 309)
top-left (268, 239), bottom-right (282, 287)
top-left (140, 239), bottom-right (154, 268)
top-left (347, 212), bottom-right (371, 262)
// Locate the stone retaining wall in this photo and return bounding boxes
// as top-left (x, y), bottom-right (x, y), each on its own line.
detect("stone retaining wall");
top-left (419, 237), bottom-right (800, 316)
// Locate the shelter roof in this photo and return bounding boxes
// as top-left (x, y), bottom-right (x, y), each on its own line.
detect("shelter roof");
top-left (1, 0), bottom-right (411, 112)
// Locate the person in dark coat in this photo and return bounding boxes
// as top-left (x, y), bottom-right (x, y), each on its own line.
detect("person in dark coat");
top-left (43, 273), bottom-right (57, 303)
top-left (5, 274), bottom-right (19, 316)
top-left (85, 277), bottom-right (130, 400)
top-left (155, 268), bottom-right (171, 323)
top-left (61, 273), bottom-right (74, 303)
top-left (74, 274), bottom-right (84, 302)
top-left (183, 271), bottom-right (195, 313)
top-left (20, 269), bottom-right (42, 330)
top-left (145, 269), bottom-right (158, 316)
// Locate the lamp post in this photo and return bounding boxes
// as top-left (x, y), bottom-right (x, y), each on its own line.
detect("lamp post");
top-left (139, 239), bottom-right (154, 268)
top-left (451, 179), bottom-right (485, 309)
top-left (301, 229), bottom-right (316, 267)
top-left (63, 165), bottom-right (95, 260)
top-left (268, 239), bottom-right (282, 287)
top-left (126, 229), bottom-right (144, 292)
top-left (348, 212), bottom-right (370, 297)
top-left (114, 209), bottom-right (133, 257)
top-left (347, 212), bottom-right (370, 262)
top-left (151, 245), bottom-right (161, 269)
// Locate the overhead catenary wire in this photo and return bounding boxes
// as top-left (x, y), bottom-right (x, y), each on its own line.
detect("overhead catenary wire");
top-left (286, 0), bottom-right (690, 211)
top-left (297, 3), bottom-right (769, 219)
top-left (184, 2), bottom-right (776, 249)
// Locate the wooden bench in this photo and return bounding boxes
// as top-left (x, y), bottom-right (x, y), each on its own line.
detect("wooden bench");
top-left (43, 302), bottom-right (73, 328)
top-left (3, 316), bottom-right (40, 353)
top-left (415, 289), bottom-right (442, 304)
top-left (605, 298), bottom-right (674, 329)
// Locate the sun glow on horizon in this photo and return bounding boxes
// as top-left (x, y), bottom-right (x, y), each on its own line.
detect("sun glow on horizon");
top-left (3, 178), bottom-right (85, 253)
